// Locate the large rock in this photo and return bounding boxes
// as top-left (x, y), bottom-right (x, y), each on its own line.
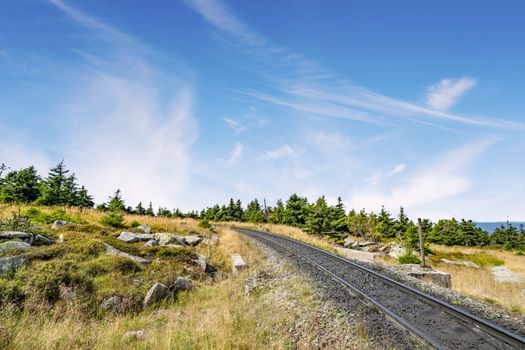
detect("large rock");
top-left (52, 220), bottom-right (69, 229)
top-left (0, 255), bottom-right (29, 275)
top-left (0, 231), bottom-right (31, 240)
top-left (192, 255), bottom-right (207, 273)
top-left (104, 243), bottom-right (150, 264)
top-left (492, 266), bottom-right (521, 283)
top-left (343, 237), bottom-right (356, 248)
top-left (155, 233), bottom-right (186, 246)
top-left (173, 276), bottom-right (192, 291)
top-left (387, 243), bottom-right (407, 259)
top-left (183, 235), bottom-right (202, 246)
top-left (35, 234), bottom-right (54, 245)
top-left (118, 232), bottom-right (154, 243)
top-left (0, 241), bottom-right (31, 255)
top-left (393, 264), bottom-right (451, 288)
top-left (231, 254), bottom-right (246, 275)
top-left (143, 283), bottom-right (169, 308)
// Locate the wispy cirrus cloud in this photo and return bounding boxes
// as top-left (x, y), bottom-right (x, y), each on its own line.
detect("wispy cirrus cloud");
top-left (224, 142), bottom-right (244, 166)
top-left (223, 117), bottom-right (246, 133)
top-left (426, 77), bottom-right (477, 111)
top-left (263, 144), bottom-right (296, 160)
top-left (185, 0), bottom-right (524, 130)
top-left (366, 164), bottom-right (407, 184)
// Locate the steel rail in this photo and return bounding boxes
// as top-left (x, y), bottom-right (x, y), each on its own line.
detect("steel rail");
top-left (235, 227), bottom-right (525, 350)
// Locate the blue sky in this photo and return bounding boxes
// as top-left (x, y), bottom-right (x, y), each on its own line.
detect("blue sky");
top-left (1, 0), bottom-right (524, 221)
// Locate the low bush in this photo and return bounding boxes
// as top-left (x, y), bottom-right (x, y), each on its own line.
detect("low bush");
top-left (26, 239), bottom-right (106, 261)
top-left (0, 278), bottom-right (24, 307)
top-left (23, 207), bottom-right (84, 225)
top-left (148, 246), bottom-right (197, 261)
top-left (81, 256), bottom-right (142, 276)
top-left (129, 220), bottom-right (140, 228)
top-left (100, 213), bottom-right (125, 228)
top-left (399, 253), bottom-right (421, 264)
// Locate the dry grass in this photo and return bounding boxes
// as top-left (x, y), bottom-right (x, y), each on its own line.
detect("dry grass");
top-left (428, 244), bottom-right (525, 313)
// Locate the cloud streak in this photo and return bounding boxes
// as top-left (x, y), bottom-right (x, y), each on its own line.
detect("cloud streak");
top-left (426, 77), bottom-right (477, 111)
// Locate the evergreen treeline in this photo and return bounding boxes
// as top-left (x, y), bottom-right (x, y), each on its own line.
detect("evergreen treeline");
top-left (1, 162), bottom-right (524, 250)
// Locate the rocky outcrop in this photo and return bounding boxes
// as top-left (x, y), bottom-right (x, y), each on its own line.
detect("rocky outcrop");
top-left (155, 233), bottom-right (186, 246)
top-left (0, 241), bottom-right (31, 255)
top-left (183, 235), bottom-right (202, 246)
top-left (143, 283), bottom-right (170, 308)
top-left (143, 239), bottom-right (158, 248)
top-left (118, 232), bottom-right (155, 243)
top-left (138, 224), bottom-right (151, 233)
top-left (0, 255), bottom-right (29, 275)
top-left (52, 220), bottom-right (69, 229)
top-left (387, 243), bottom-right (407, 259)
top-left (492, 266), bottom-right (521, 283)
top-left (336, 247), bottom-right (383, 262)
top-left (231, 254), bottom-right (246, 275)
top-left (104, 243), bottom-right (150, 264)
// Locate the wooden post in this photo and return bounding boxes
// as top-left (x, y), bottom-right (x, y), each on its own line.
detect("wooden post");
top-left (417, 218), bottom-right (426, 267)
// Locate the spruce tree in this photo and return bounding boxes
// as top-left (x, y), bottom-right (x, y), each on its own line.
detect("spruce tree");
top-left (244, 199), bottom-right (264, 223)
top-left (283, 194), bottom-right (309, 227)
top-left (268, 199), bottom-right (285, 224)
top-left (107, 189), bottom-right (126, 212)
top-left (135, 202), bottom-right (146, 215)
top-left (146, 202), bottom-right (155, 216)
top-left (0, 166), bottom-right (41, 203)
top-left (76, 185), bottom-right (94, 208)
top-left (38, 160), bottom-right (70, 205)
top-left (305, 196), bottom-right (331, 235)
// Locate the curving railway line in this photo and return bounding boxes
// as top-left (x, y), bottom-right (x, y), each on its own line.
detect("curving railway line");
top-left (235, 227), bottom-right (525, 350)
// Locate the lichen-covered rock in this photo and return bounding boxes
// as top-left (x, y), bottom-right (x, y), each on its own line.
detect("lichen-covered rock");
top-left (183, 235), bottom-right (202, 246)
top-left (387, 243), bottom-right (407, 259)
top-left (231, 254), bottom-right (246, 275)
top-left (0, 241), bottom-right (31, 255)
top-left (0, 255), bottom-right (29, 275)
top-left (138, 224), bottom-right (151, 233)
top-left (35, 234), bottom-right (54, 245)
top-left (104, 243), bottom-right (150, 264)
top-left (343, 236), bottom-right (355, 248)
top-left (155, 233), bottom-right (186, 246)
top-left (118, 232), bottom-right (139, 243)
top-left (143, 283), bottom-right (169, 308)
top-left (0, 231), bottom-right (31, 240)
top-left (52, 220), bottom-right (69, 229)
top-left (173, 276), bottom-right (192, 291)
top-left (100, 295), bottom-right (123, 312)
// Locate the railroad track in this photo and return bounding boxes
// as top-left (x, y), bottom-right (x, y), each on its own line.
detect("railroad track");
top-left (235, 227), bottom-right (525, 350)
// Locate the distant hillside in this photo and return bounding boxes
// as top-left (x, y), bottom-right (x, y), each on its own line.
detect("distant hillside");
top-left (475, 222), bottom-right (525, 233)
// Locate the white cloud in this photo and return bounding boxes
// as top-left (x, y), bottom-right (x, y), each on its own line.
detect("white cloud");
top-left (350, 139), bottom-right (496, 217)
top-left (426, 77), bottom-right (477, 112)
top-left (223, 117), bottom-right (246, 133)
top-left (227, 142), bottom-right (244, 165)
top-left (366, 163), bottom-right (407, 184)
top-left (263, 144), bottom-right (295, 160)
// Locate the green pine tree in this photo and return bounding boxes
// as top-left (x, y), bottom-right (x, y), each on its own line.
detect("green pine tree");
top-left (107, 189), bottom-right (126, 212)
top-left (244, 199), bottom-right (265, 223)
top-left (0, 166), bottom-right (41, 203)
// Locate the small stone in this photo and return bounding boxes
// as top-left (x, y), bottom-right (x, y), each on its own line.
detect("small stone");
top-left (35, 234), bottom-right (54, 245)
top-left (143, 239), bottom-right (159, 248)
top-left (59, 285), bottom-right (76, 300)
top-left (100, 295), bottom-right (122, 312)
top-left (0, 255), bottom-right (29, 275)
top-left (123, 330), bottom-right (146, 340)
top-left (52, 220), bottom-right (69, 229)
top-left (231, 254), bottom-right (246, 275)
top-left (104, 243), bottom-right (150, 264)
top-left (173, 276), bottom-right (192, 291)
top-left (143, 283), bottom-right (170, 308)
top-left (57, 233), bottom-right (64, 244)
top-left (0, 241), bottom-right (31, 255)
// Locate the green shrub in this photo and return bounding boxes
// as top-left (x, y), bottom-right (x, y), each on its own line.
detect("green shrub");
top-left (147, 246), bottom-right (197, 261)
top-left (81, 256), bottom-right (142, 276)
top-left (129, 220), bottom-right (140, 228)
top-left (198, 218), bottom-right (214, 231)
top-left (26, 239), bottom-right (106, 261)
top-left (0, 278), bottom-right (24, 306)
top-left (399, 253), bottom-right (421, 264)
top-left (23, 207), bottom-right (84, 225)
top-left (100, 213), bottom-right (125, 228)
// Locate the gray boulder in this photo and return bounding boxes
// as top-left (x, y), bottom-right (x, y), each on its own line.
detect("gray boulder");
top-left (136, 233), bottom-right (154, 241)
top-left (35, 234), bottom-right (54, 245)
top-left (0, 241), bottom-right (31, 255)
top-left (100, 295), bottom-right (123, 312)
top-left (343, 237), bottom-right (355, 248)
top-left (192, 255), bottom-right (207, 273)
top-left (155, 233), bottom-right (186, 246)
top-left (231, 254), bottom-right (246, 275)
top-left (118, 232), bottom-right (140, 243)
top-left (143, 239), bottom-right (159, 248)
top-left (104, 243), bottom-right (150, 264)
top-left (183, 235), bottom-right (202, 246)
top-left (143, 283), bottom-right (170, 308)
top-left (52, 220), bottom-right (69, 229)
top-left (0, 255), bottom-right (29, 275)
top-left (0, 231), bottom-right (31, 240)
top-left (387, 243), bottom-right (407, 259)
top-left (173, 276), bottom-right (192, 291)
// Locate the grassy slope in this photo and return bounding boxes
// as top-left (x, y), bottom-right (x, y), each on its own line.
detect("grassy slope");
top-left (0, 206), bottom-right (350, 349)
